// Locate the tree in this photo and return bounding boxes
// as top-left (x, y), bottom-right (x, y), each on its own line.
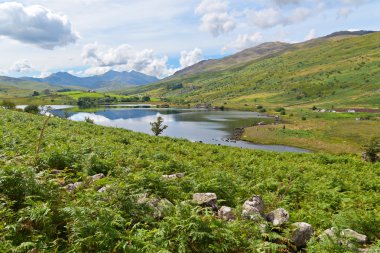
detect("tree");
top-left (1, 100), bottom-right (16, 109)
top-left (24, 105), bottom-right (40, 114)
top-left (363, 138), bottom-right (380, 163)
top-left (32, 91), bottom-right (40, 96)
top-left (150, 116), bottom-right (168, 136)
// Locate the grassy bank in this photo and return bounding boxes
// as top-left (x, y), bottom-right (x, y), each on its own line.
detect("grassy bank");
top-left (0, 108), bottom-right (379, 252)
top-left (242, 109), bottom-right (380, 154)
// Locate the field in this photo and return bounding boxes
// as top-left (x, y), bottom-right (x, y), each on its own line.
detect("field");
top-left (242, 109), bottom-right (380, 154)
top-left (0, 108), bottom-right (379, 252)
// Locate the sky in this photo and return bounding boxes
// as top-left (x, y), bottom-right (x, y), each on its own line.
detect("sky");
top-left (0, 0), bottom-right (378, 79)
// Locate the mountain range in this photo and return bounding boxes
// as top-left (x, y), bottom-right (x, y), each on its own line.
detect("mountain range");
top-left (21, 70), bottom-right (159, 91)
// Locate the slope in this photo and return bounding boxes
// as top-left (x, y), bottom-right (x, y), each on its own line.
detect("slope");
top-left (128, 31), bottom-right (380, 109)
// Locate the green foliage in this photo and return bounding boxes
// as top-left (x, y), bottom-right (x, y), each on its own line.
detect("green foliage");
top-left (24, 105), bottom-right (40, 114)
top-left (364, 138), bottom-right (380, 163)
top-left (1, 100), bottom-right (16, 109)
top-left (0, 108), bottom-right (379, 252)
top-left (150, 116), bottom-right (168, 136)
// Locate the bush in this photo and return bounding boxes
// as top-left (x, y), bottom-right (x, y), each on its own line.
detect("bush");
top-left (24, 105), bottom-right (40, 114)
top-left (363, 138), bottom-right (380, 163)
top-left (1, 100), bottom-right (16, 109)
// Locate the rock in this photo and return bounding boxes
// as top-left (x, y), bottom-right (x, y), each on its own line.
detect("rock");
top-left (218, 206), bottom-right (235, 221)
top-left (291, 222), bottom-right (314, 248)
top-left (162, 173), bottom-right (185, 180)
top-left (65, 181), bottom-right (83, 193)
top-left (51, 169), bottom-right (61, 175)
top-left (88, 173), bottom-right (105, 183)
top-left (266, 208), bottom-right (289, 226)
top-left (151, 198), bottom-right (174, 219)
top-left (97, 185), bottom-right (110, 193)
top-left (320, 228), bottom-right (368, 246)
top-left (193, 193), bottom-right (218, 211)
top-left (341, 229), bottom-right (368, 245)
top-left (242, 195), bottom-right (265, 220)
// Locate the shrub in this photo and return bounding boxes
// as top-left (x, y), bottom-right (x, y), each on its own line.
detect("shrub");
top-left (1, 100), bottom-right (16, 109)
top-left (24, 105), bottom-right (40, 114)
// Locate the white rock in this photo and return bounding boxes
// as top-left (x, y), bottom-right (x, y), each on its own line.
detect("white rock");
top-left (266, 208), bottom-right (289, 226)
top-left (218, 206), bottom-right (235, 221)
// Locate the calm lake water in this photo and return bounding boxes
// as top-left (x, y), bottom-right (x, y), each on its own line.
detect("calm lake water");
top-left (50, 105), bottom-right (309, 153)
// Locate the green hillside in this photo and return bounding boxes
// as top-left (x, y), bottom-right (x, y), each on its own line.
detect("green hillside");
top-left (127, 32), bottom-right (380, 109)
top-left (0, 108), bottom-right (379, 252)
top-left (0, 76), bottom-right (65, 98)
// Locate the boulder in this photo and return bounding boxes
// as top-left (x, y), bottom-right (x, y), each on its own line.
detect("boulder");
top-left (266, 208), bottom-right (289, 226)
top-left (162, 173), bottom-right (185, 180)
top-left (97, 185), bottom-right (110, 193)
top-left (65, 181), bottom-right (83, 193)
top-left (88, 173), bottom-right (105, 183)
top-left (150, 198), bottom-right (174, 219)
top-left (193, 193), bottom-right (218, 211)
top-left (341, 229), bottom-right (368, 245)
top-left (291, 222), bottom-right (314, 248)
top-left (320, 228), bottom-right (368, 246)
top-left (218, 206), bottom-right (235, 221)
top-left (242, 195), bottom-right (265, 220)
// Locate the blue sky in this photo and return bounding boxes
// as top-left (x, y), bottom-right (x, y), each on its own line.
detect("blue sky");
top-left (0, 0), bottom-right (378, 78)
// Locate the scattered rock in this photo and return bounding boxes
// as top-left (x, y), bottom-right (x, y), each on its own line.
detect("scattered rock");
top-left (341, 229), bottom-right (368, 245)
top-left (88, 173), bottom-right (105, 183)
top-left (193, 193), bottom-right (218, 211)
top-left (218, 206), bottom-right (235, 221)
top-left (150, 198), bottom-right (174, 219)
top-left (50, 169), bottom-right (61, 175)
top-left (65, 182), bottom-right (83, 193)
top-left (291, 222), bottom-right (314, 248)
top-left (320, 227), bottom-right (368, 246)
top-left (162, 173), bottom-right (185, 180)
top-left (242, 195), bottom-right (265, 221)
top-left (266, 208), bottom-right (289, 226)
top-left (97, 185), bottom-right (110, 193)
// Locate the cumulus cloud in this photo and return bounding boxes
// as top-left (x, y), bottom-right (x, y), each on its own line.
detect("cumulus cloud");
top-left (180, 48), bottom-right (203, 68)
top-left (9, 59), bottom-right (34, 73)
top-left (304, 29), bottom-right (316, 41)
top-left (195, 0), bottom-right (236, 37)
top-left (223, 32), bottom-right (263, 52)
top-left (0, 2), bottom-right (78, 49)
top-left (82, 43), bottom-right (179, 78)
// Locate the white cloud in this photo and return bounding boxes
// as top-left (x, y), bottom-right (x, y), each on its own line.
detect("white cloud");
top-left (195, 0), bottom-right (236, 37)
top-left (247, 7), bottom-right (314, 28)
top-left (9, 59), bottom-right (34, 73)
top-left (304, 29), bottom-right (316, 41)
top-left (0, 2), bottom-right (79, 49)
top-left (82, 43), bottom-right (178, 78)
top-left (180, 48), bottom-right (203, 68)
top-left (223, 32), bottom-right (263, 52)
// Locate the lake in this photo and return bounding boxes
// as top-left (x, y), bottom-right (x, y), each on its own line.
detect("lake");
top-left (50, 105), bottom-right (310, 153)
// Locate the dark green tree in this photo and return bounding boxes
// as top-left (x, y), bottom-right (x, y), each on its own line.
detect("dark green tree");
top-left (150, 116), bottom-right (168, 136)
top-left (24, 105), bottom-right (40, 114)
top-left (363, 138), bottom-right (380, 163)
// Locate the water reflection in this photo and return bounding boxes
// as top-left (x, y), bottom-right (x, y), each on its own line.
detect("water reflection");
top-left (53, 106), bottom-right (310, 153)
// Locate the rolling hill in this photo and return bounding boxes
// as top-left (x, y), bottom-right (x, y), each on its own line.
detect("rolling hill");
top-left (127, 31), bottom-right (380, 109)
top-left (0, 76), bottom-right (67, 98)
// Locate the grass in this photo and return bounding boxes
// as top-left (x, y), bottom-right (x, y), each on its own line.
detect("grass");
top-left (0, 108), bottom-right (379, 252)
top-left (242, 110), bottom-right (380, 154)
top-left (126, 32), bottom-right (380, 109)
